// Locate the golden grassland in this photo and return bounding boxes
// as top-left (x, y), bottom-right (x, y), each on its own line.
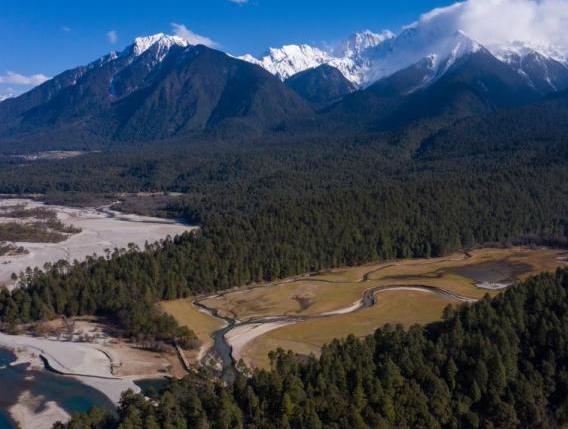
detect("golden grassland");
top-left (160, 298), bottom-right (225, 363)
top-left (241, 247), bottom-right (567, 368)
top-left (163, 247), bottom-right (568, 369)
top-left (243, 290), bottom-right (451, 369)
top-left (199, 280), bottom-right (367, 321)
top-left (200, 247), bottom-right (567, 322)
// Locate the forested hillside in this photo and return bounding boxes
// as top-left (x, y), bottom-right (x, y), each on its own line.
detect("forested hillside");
top-left (59, 268), bottom-right (568, 429)
top-left (3, 6), bottom-right (568, 428)
top-left (0, 35), bottom-right (567, 429)
top-left (1, 120), bottom-right (568, 342)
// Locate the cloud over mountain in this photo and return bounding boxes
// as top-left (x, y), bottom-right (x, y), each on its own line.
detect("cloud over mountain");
top-left (0, 71), bottom-right (50, 86)
top-left (106, 30), bottom-right (118, 44)
top-left (413, 0), bottom-right (568, 52)
top-left (170, 23), bottom-right (217, 47)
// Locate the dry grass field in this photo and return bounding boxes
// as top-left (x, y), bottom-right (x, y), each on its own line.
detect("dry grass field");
top-left (242, 290), bottom-right (451, 369)
top-left (200, 248), bottom-right (566, 321)
top-left (163, 247), bottom-right (568, 369)
top-left (160, 298), bottom-right (225, 363)
top-left (199, 280), bottom-right (367, 321)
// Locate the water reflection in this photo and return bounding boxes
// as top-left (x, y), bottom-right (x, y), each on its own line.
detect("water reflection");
top-left (0, 347), bottom-right (114, 428)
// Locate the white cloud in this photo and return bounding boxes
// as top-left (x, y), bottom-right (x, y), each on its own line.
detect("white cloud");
top-left (61, 26), bottom-right (72, 33)
top-left (170, 23), bottom-right (217, 47)
top-left (409, 0), bottom-right (568, 51)
top-left (0, 91), bottom-right (15, 102)
top-left (229, 0), bottom-right (249, 3)
top-left (106, 30), bottom-right (118, 44)
top-left (0, 71), bottom-right (50, 86)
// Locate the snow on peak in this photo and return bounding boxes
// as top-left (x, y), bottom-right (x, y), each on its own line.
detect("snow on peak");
top-left (335, 30), bottom-right (395, 58)
top-left (360, 26), bottom-right (482, 85)
top-left (490, 41), bottom-right (567, 66)
top-left (239, 31), bottom-right (393, 85)
top-left (238, 19), bottom-right (484, 88)
top-left (130, 33), bottom-right (190, 57)
top-left (240, 44), bottom-right (334, 80)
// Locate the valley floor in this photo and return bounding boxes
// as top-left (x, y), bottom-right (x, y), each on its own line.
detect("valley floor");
top-left (165, 247), bottom-right (568, 370)
top-left (0, 198), bottom-right (195, 289)
top-left (0, 318), bottom-right (185, 429)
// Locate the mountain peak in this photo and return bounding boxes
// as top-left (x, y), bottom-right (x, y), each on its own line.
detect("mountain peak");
top-left (130, 33), bottom-right (190, 57)
top-left (267, 44), bottom-right (328, 61)
top-left (239, 30), bottom-right (394, 85)
top-left (490, 40), bottom-right (568, 66)
top-left (240, 44), bottom-right (333, 80)
top-left (335, 30), bottom-right (394, 58)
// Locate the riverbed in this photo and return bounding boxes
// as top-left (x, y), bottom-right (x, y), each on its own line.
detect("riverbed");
top-left (185, 248), bottom-right (568, 374)
top-left (0, 198), bottom-right (196, 289)
top-left (0, 348), bottom-right (114, 429)
top-left (0, 198), bottom-right (195, 427)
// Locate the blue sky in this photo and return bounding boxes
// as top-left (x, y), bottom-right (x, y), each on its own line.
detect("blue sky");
top-left (0, 0), bottom-right (456, 98)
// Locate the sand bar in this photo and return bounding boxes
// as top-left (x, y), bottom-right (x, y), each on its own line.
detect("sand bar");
top-left (225, 321), bottom-right (296, 362)
top-left (9, 391), bottom-right (71, 429)
top-left (0, 198), bottom-right (195, 289)
top-left (0, 332), bottom-right (140, 404)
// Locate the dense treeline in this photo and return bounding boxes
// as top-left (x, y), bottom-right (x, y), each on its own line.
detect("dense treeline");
top-left (59, 268), bottom-right (568, 429)
top-left (1, 132), bottom-right (568, 340)
top-left (2, 167), bottom-right (568, 337)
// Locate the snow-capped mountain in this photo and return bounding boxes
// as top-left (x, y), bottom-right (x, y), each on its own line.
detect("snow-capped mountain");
top-left (240, 45), bottom-right (336, 81)
top-left (1, 33), bottom-right (192, 114)
top-left (0, 32), bottom-right (311, 145)
top-left (237, 6), bottom-right (490, 89)
top-left (241, 2), bottom-right (568, 93)
top-left (124, 33), bottom-right (190, 62)
top-left (333, 30), bottom-right (395, 58)
top-left (491, 42), bottom-right (568, 94)
top-left (239, 25), bottom-right (483, 88)
top-left (491, 41), bottom-right (567, 67)
top-left (239, 30), bottom-right (394, 86)
top-left (361, 29), bottom-right (482, 87)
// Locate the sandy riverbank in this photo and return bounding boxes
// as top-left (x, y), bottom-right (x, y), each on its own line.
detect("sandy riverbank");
top-left (0, 332), bottom-right (139, 404)
top-left (0, 322), bottom-right (187, 429)
top-left (0, 198), bottom-right (196, 289)
top-left (9, 391), bottom-right (70, 429)
top-left (225, 321), bottom-right (296, 362)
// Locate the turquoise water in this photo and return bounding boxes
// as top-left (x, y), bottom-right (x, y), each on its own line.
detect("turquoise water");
top-left (134, 377), bottom-right (170, 397)
top-left (0, 347), bottom-right (115, 428)
top-left (0, 413), bottom-right (13, 429)
top-left (0, 348), bottom-right (17, 429)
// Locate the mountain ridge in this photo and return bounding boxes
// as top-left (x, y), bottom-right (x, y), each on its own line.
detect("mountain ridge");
top-left (0, 40), bottom-right (313, 149)
top-left (2, 9), bottom-right (568, 150)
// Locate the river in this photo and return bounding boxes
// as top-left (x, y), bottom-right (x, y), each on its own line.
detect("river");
top-left (0, 198), bottom-right (196, 427)
top-left (0, 348), bottom-right (114, 429)
top-left (194, 268), bottom-right (479, 382)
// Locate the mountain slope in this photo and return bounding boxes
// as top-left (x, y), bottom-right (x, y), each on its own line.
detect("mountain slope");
top-left (0, 35), bottom-right (312, 149)
top-left (285, 64), bottom-right (356, 109)
top-left (416, 89), bottom-right (568, 160)
top-left (323, 48), bottom-right (541, 132)
top-left (110, 45), bottom-right (312, 140)
top-left (384, 48), bottom-right (542, 127)
top-left (493, 44), bottom-right (568, 94)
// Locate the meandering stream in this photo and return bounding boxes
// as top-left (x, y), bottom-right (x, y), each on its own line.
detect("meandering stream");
top-left (193, 254), bottom-right (480, 382)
